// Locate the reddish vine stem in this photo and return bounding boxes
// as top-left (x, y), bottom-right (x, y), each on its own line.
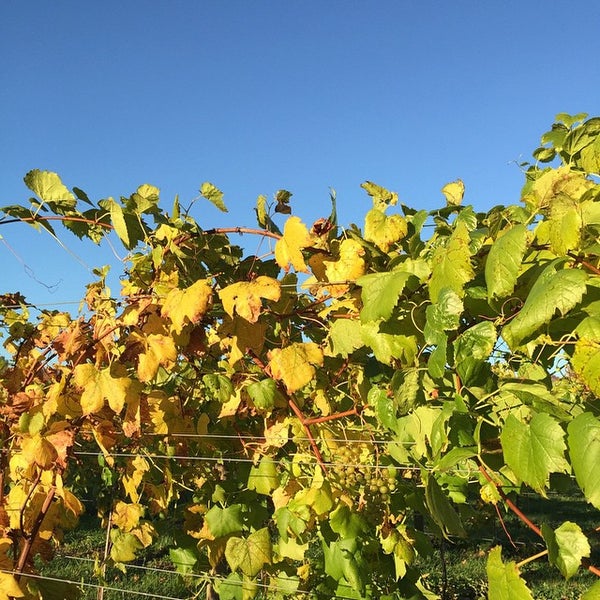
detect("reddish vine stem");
top-left (568, 252), bottom-right (600, 276)
top-left (478, 463), bottom-right (541, 536)
top-left (0, 215), bottom-right (113, 228)
top-left (204, 226), bottom-right (282, 241)
top-left (15, 483), bottom-right (57, 579)
top-left (479, 463), bottom-right (600, 577)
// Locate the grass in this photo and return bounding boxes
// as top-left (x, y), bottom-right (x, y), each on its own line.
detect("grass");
top-left (33, 491), bottom-right (600, 600)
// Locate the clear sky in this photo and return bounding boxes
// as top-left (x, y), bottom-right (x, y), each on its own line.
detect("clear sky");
top-left (2, 1), bottom-right (600, 309)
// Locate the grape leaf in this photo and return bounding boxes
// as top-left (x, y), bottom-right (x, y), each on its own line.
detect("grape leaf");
top-left (0, 572), bottom-right (24, 600)
top-left (219, 276), bottom-right (281, 323)
top-left (248, 457), bottom-right (279, 495)
top-left (429, 220), bottom-right (474, 303)
top-left (268, 342), bottom-right (323, 393)
top-left (23, 169), bottom-right (76, 210)
top-left (364, 208), bottom-right (407, 252)
top-left (225, 528), bottom-right (272, 577)
top-left (161, 278), bottom-right (212, 334)
top-left (358, 269), bottom-right (412, 323)
top-left (206, 505), bottom-right (244, 538)
top-left (441, 179), bottom-right (465, 206)
top-left (275, 216), bottom-right (311, 273)
top-left (485, 224), bottom-right (528, 300)
top-left (500, 413), bottom-right (569, 494)
top-left (542, 521), bottom-right (590, 579)
top-left (487, 546), bottom-right (534, 600)
top-left (568, 413), bottom-right (600, 509)
top-left (200, 182), bottom-right (228, 212)
top-left (502, 266), bottom-right (587, 349)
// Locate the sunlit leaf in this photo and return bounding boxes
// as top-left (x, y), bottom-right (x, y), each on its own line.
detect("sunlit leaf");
top-left (568, 413), bottom-right (600, 509)
top-left (441, 179), bottom-right (465, 206)
top-left (486, 224), bottom-right (528, 300)
top-left (268, 342), bottom-right (323, 393)
top-left (542, 521), bottom-right (590, 579)
top-left (161, 279), bottom-right (212, 334)
top-left (501, 413), bottom-right (569, 494)
top-left (200, 182), bottom-right (228, 212)
top-left (274, 216), bottom-right (312, 273)
top-left (219, 276), bottom-right (281, 323)
top-left (225, 528), bottom-right (272, 577)
top-left (487, 546), bottom-right (534, 600)
top-left (364, 208), bottom-right (407, 252)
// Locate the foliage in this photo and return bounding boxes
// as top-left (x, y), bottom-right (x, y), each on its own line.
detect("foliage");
top-left (1, 113), bottom-right (600, 598)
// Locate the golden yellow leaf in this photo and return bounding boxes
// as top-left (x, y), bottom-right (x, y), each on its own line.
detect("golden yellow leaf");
top-left (21, 434), bottom-right (58, 469)
top-left (74, 363), bottom-right (140, 415)
top-left (0, 572), bottom-right (24, 599)
top-left (441, 179), bottom-right (465, 206)
top-left (112, 501), bottom-right (144, 532)
top-left (161, 279), bottom-right (212, 334)
top-left (219, 277), bottom-right (281, 323)
top-left (137, 333), bottom-right (177, 382)
top-left (323, 239), bottom-right (366, 297)
top-left (275, 216), bottom-right (312, 273)
top-left (268, 343), bottom-right (324, 393)
top-left (122, 456), bottom-right (150, 502)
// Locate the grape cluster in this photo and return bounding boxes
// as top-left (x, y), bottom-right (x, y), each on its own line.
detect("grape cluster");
top-left (331, 443), bottom-right (398, 512)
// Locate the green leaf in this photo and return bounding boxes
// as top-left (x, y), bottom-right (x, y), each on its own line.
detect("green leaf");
top-left (435, 447), bottom-right (477, 472)
top-left (368, 387), bottom-right (398, 431)
top-left (487, 546), bottom-right (534, 600)
top-left (327, 319), bottom-right (364, 358)
top-left (110, 530), bottom-right (143, 563)
top-left (360, 322), bottom-right (417, 366)
top-left (500, 413), bottom-right (569, 494)
top-left (541, 521), bottom-right (590, 579)
top-left (425, 288), bottom-right (463, 336)
top-left (485, 224), bottom-right (528, 300)
top-left (581, 580), bottom-right (600, 600)
top-left (361, 181), bottom-right (398, 210)
top-left (429, 220), bottom-right (474, 303)
top-left (99, 197), bottom-right (130, 248)
top-left (247, 457), bottom-right (279, 495)
top-left (548, 197), bottom-right (582, 255)
top-left (424, 474), bottom-right (466, 538)
top-left (225, 528), bottom-right (272, 577)
top-left (329, 504), bottom-right (368, 539)
top-left (502, 265), bottom-right (587, 349)
top-left (246, 378), bottom-right (284, 412)
top-left (568, 413), bottom-right (600, 509)
top-left (203, 374), bottom-right (234, 404)
top-left (200, 182), bottom-right (228, 212)
top-left (358, 270), bottom-right (412, 323)
top-left (205, 505), bottom-right (244, 538)
top-left (169, 546), bottom-right (198, 575)
top-left (23, 169), bottom-right (76, 211)
top-left (454, 321), bottom-right (497, 364)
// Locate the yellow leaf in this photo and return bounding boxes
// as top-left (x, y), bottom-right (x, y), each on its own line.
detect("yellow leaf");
top-left (364, 209), bottom-right (407, 252)
top-left (323, 239), bottom-right (366, 297)
top-left (74, 363), bottom-right (140, 415)
top-left (122, 456), bottom-right (150, 502)
top-left (220, 316), bottom-right (267, 365)
top-left (219, 277), bottom-right (281, 323)
top-left (21, 434), bottom-right (58, 469)
top-left (161, 279), bottom-right (212, 334)
top-left (137, 333), bottom-right (177, 382)
top-left (0, 572), bottom-right (24, 599)
top-left (268, 343), bottom-right (324, 393)
top-left (441, 179), bottom-right (465, 206)
top-left (112, 501), bottom-right (144, 532)
top-left (275, 216), bottom-right (312, 273)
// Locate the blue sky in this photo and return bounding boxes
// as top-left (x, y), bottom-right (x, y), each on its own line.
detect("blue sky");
top-left (2, 1), bottom-right (600, 309)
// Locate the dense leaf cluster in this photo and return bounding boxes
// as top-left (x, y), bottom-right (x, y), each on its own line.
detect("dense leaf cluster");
top-left (1, 113), bottom-right (600, 599)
